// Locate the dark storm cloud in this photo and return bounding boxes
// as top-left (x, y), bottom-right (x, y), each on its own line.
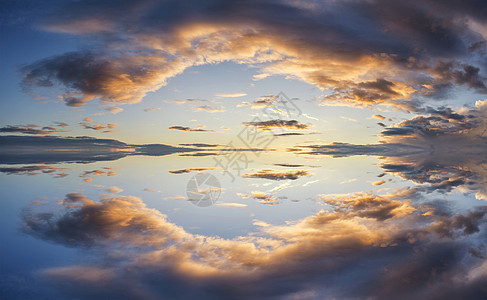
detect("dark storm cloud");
top-left (18, 0), bottom-right (487, 108)
top-left (20, 192), bottom-right (487, 299)
top-left (243, 119), bottom-right (310, 130)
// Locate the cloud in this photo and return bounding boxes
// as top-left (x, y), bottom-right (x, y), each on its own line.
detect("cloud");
top-left (0, 135), bottom-right (195, 164)
top-left (289, 142), bottom-right (426, 157)
top-left (80, 119), bottom-right (118, 133)
top-left (243, 169), bottom-right (310, 180)
top-left (0, 165), bottom-right (68, 177)
top-left (179, 143), bottom-right (220, 148)
top-left (194, 105), bottom-right (225, 113)
top-left (291, 102), bottom-right (487, 198)
top-left (319, 190), bottom-right (416, 221)
top-left (18, 0), bottom-right (487, 109)
top-left (215, 93), bottom-right (247, 98)
top-left (168, 99), bottom-right (208, 105)
top-left (21, 191), bottom-right (487, 299)
top-left (179, 152), bottom-right (220, 157)
top-left (80, 168), bottom-right (118, 182)
top-left (53, 122), bottom-right (69, 128)
top-left (105, 107), bottom-right (123, 114)
top-left (143, 107), bottom-right (160, 112)
top-left (215, 203), bottom-right (247, 208)
top-left (237, 191), bottom-right (280, 205)
top-left (169, 126), bottom-right (216, 132)
top-left (0, 124), bottom-right (67, 135)
top-left (106, 186), bottom-right (123, 193)
top-left (340, 116), bottom-right (358, 122)
top-left (243, 119), bottom-right (310, 130)
top-left (237, 96), bottom-right (277, 109)
top-left (372, 114), bottom-right (387, 120)
top-left (22, 51), bottom-right (176, 107)
top-left (273, 132), bottom-right (318, 136)
top-left (169, 168), bottom-right (215, 174)
top-left (380, 101), bottom-right (487, 143)
top-left (273, 163), bottom-right (306, 168)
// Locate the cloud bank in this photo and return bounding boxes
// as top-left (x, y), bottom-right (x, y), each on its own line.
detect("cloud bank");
top-left (21, 191), bottom-right (487, 299)
top-left (19, 0), bottom-right (487, 109)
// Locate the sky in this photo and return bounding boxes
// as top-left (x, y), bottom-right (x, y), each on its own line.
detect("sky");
top-left (1, 0), bottom-right (487, 299)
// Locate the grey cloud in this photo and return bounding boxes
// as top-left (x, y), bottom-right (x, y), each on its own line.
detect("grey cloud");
top-left (0, 135), bottom-right (197, 164)
top-left (168, 126), bottom-right (216, 132)
top-left (243, 119), bottom-right (310, 130)
top-left (289, 142), bottom-right (427, 157)
top-left (291, 101), bottom-right (487, 197)
top-left (273, 132), bottom-right (318, 136)
top-left (169, 168), bottom-right (215, 174)
top-left (179, 143), bottom-right (220, 148)
top-left (0, 165), bottom-right (68, 177)
top-left (0, 124), bottom-right (68, 135)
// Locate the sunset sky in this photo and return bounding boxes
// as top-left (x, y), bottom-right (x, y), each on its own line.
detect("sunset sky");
top-left (1, 1), bottom-right (487, 299)
top-left (2, 0), bottom-right (486, 146)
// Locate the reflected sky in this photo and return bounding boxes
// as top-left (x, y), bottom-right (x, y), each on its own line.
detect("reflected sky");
top-left (1, 1), bottom-right (487, 299)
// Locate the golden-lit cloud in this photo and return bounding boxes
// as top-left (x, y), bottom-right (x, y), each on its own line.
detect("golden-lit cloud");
top-left (237, 95), bottom-right (277, 109)
top-left (21, 0), bottom-right (487, 109)
top-left (372, 114), bottom-right (386, 120)
top-left (80, 168), bottom-right (118, 182)
top-left (237, 191), bottom-right (280, 205)
top-left (168, 99), bottom-right (208, 105)
top-left (194, 105), bottom-right (225, 113)
top-left (243, 169), bottom-right (310, 180)
top-left (80, 119), bottom-right (118, 133)
top-left (215, 203), bottom-right (248, 208)
top-left (106, 186), bottom-right (123, 193)
top-left (21, 191), bottom-right (487, 299)
top-left (105, 107), bottom-right (123, 114)
top-left (215, 93), bottom-right (247, 98)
